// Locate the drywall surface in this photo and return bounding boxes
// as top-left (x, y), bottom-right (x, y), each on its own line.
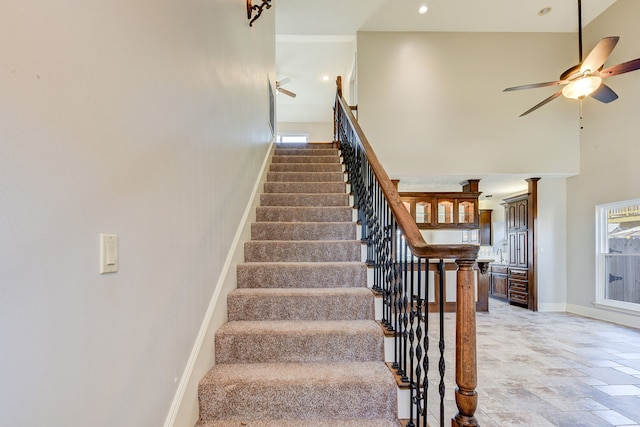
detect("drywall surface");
top-left (357, 31), bottom-right (581, 177)
top-left (566, 0), bottom-right (640, 328)
top-left (0, 1), bottom-right (275, 426)
top-left (537, 178), bottom-right (568, 311)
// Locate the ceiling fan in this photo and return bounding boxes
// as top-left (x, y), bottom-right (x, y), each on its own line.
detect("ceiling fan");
top-left (276, 78), bottom-right (297, 98)
top-left (504, 0), bottom-right (640, 117)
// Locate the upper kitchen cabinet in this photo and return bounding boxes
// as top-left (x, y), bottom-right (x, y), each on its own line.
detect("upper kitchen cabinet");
top-left (396, 180), bottom-right (481, 230)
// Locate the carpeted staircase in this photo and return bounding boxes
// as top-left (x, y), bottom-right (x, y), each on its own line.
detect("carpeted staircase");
top-left (196, 143), bottom-right (400, 427)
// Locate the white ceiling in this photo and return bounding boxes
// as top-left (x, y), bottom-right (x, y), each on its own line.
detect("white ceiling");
top-left (274, 0), bottom-right (618, 200)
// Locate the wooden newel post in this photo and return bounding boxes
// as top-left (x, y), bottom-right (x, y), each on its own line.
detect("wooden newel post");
top-left (452, 259), bottom-right (479, 427)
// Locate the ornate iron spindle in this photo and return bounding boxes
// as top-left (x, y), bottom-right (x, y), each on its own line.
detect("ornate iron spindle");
top-left (399, 233), bottom-right (409, 383)
top-left (438, 259), bottom-right (446, 426)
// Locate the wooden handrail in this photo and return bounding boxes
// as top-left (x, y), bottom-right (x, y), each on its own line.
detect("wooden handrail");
top-left (334, 77), bottom-right (479, 261)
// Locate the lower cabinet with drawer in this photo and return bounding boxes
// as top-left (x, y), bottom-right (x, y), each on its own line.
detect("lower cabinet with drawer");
top-left (490, 265), bottom-right (508, 299)
top-left (508, 267), bottom-right (529, 307)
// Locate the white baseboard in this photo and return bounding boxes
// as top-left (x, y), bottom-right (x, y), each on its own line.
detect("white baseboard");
top-left (566, 303), bottom-right (640, 329)
top-left (163, 143), bottom-right (274, 427)
top-left (537, 302), bottom-right (567, 312)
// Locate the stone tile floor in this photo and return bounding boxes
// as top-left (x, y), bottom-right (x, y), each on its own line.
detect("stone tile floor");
top-left (425, 298), bottom-right (640, 427)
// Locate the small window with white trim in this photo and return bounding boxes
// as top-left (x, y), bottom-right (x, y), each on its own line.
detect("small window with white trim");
top-left (276, 133), bottom-right (309, 143)
top-left (595, 198), bottom-right (640, 313)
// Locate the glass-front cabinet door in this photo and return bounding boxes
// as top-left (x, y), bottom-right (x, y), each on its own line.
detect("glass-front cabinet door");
top-left (437, 199), bottom-right (454, 225)
top-left (458, 200), bottom-right (475, 224)
top-left (416, 200), bottom-right (431, 225)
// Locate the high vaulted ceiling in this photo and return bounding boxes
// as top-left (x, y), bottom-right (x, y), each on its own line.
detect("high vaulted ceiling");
top-left (274, 0), bottom-right (618, 200)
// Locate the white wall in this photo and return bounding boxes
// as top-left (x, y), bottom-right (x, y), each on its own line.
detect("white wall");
top-left (0, 1), bottom-right (275, 426)
top-left (357, 31), bottom-right (581, 177)
top-left (566, 0), bottom-right (640, 328)
top-left (537, 179), bottom-right (568, 311)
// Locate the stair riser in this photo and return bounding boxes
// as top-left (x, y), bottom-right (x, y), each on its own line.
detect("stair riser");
top-left (251, 222), bottom-right (356, 241)
top-left (196, 419), bottom-right (402, 427)
top-left (264, 182), bottom-right (346, 193)
top-left (244, 241), bottom-right (362, 262)
top-left (270, 163), bottom-right (343, 172)
top-left (260, 193), bottom-right (349, 207)
top-left (271, 156), bottom-right (340, 164)
top-left (267, 172), bottom-right (345, 183)
top-left (236, 263), bottom-right (368, 289)
top-left (227, 291), bottom-right (375, 321)
top-left (274, 149), bottom-right (338, 156)
top-left (215, 328), bottom-right (384, 364)
top-left (256, 207), bottom-right (353, 222)
top-left (198, 380), bottom-right (396, 421)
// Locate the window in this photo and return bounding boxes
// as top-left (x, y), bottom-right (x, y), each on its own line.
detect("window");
top-left (276, 133), bottom-right (309, 143)
top-left (595, 199), bottom-right (640, 313)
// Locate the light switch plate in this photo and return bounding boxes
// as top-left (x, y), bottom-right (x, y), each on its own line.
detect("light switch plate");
top-left (100, 234), bottom-right (119, 274)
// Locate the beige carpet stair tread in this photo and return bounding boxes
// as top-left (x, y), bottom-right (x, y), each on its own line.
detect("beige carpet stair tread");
top-left (236, 261), bottom-right (368, 289)
top-left (227, 287), bottom-right (374, 321)
top-left (267, 171), bottom-right (346, 182)
top-left (264, 182), bottom-right (347, 193)
top-left (244, 240), bottom-right (362, 262)
top-left (215, 320), bottom-right (384, 364)
top-left (271, 155), bottom-right (340, 164)
top-left (255, 206), bottom-right (353, 222)
top-left (250, 221), bottom-right (356, 240)
top-left (269, 163), bottom-right (343, 172)
top-left (274, 148), bottom-right (339, 156)
top-left (260, 193), bottom-right (349, 207)
top-left (196, 419), bottom-right (401, 427)
top-left (198, 362), bottom-right (397, 421)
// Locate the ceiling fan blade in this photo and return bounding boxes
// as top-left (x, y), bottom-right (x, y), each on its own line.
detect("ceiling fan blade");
top-left (277, 87), bottom-right (297, 98)
top-left (503, 80), bottom-right (565, 92)
top-left (581, 36), bottom-right (619, 73)
top-left (276, 77), bottom-right (291, 87)
top-left (519, 89), bottom-right (563, 117)
top-left (590, 83), bottom-right (618, 103)
top-left (600, 58), bottom-right (640, 78)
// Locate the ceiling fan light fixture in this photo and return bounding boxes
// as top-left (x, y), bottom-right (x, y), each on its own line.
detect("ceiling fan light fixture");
top-left (561, 76), bottom-right (602, 99)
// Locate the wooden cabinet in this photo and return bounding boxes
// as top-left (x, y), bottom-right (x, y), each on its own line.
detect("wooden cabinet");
top-left (508, 231), bottom-right (528, 268)
top-left (502, 180), bottom-right (538, 310)
top-left (397, 179), bottom-right (481, 230)
top-left (479, 209), bottom-right (492, 246)
top-left (508, 267), bottom-right (528, 305)
top-left (490, 265), bottom-right (508, 299)
top-left (506, 197), bottom-right (528, 231)
top-left (400, 194), bottom-right (480, 229)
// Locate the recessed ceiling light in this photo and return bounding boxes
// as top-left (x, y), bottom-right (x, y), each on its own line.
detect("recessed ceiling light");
top-left (418, 5), bottom-right (428, 15)
top-left (322, 75), bottom-right (330, 81)
top-left (538, 6), bottom-right (551, 16)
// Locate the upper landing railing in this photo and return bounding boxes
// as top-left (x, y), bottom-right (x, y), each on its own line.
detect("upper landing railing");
top-left (333, 76), bottom-right (480, 427)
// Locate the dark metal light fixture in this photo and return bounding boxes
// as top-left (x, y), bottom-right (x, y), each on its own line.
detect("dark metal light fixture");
top-left (247, 0), bottom-right (272, 27)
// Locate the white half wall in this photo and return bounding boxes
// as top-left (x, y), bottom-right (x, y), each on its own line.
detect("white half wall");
top-left (0, 1), bottom-right (275, 426)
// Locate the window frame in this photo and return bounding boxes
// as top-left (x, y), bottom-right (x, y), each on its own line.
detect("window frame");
top-left (595, 198), bottom-right (640, 314)
top-left (275, 133), bottom-right (309, 143)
